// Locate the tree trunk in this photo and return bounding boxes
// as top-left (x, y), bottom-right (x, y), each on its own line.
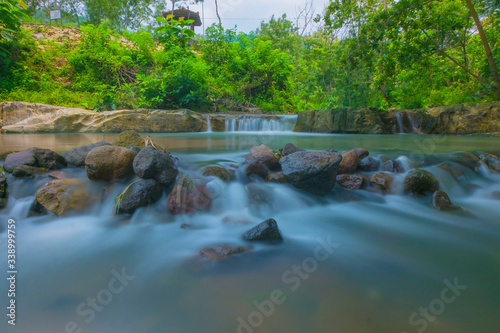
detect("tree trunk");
top-left (464, 0), bottom-right (500, 100)
top-left (215, 0), bottom-right (221, 25)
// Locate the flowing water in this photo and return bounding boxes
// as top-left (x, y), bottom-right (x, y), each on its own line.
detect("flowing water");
top-left (1, 131), bottom-right (500, 333)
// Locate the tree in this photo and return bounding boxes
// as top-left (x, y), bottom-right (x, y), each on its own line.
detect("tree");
top-left (0, 0), bottom-right (29, 43)
top-left (464, 0), bottom-right (500, 99)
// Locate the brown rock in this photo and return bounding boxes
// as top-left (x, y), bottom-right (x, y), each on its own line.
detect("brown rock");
top-left (369, 172), bottom-right (394, 193)
top-left (265, 171), bottom-right (288, 183)
top-left (113, 130), bottom-right (144, 147)
top-left (336, 174), bottom-right (365, 190)
top-left (338, 150), bottom-right (359, 174)
top-left (48, 171), bottom-right (69, 179)
top-left (203, 165), bottom-right (231, 182)
top-left (167, 174), bottom-right (211, 214)
top-left (354, 148), bottom-right (369, 159)
top-left (85, 146), bottom-right (137, 181)
top-left (35, 179), bottom-right (90, 215)
top-left (244, 145), bottom-right (280, 174)
top-left (431, 190), bottom-right (466, 212)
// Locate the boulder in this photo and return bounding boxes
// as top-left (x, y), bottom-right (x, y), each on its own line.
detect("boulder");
top-left (280, 151), bottom-right (342, 195)
top-left (354, 148), bottom-right (369, 159)
top-left (244, 145), bottom-right (281, 177)
top-left (369, 172), bottom-right (394, 193)
top-left (242, 218), bottom-right (283, 242)
top-left (431, 191), bottom-right (465, 212)
top-left (3, 148), bottom-right (66, 172)
top-left (12, 165), bottom-right (49, 178)
top-left (85, 146), bottom-right (137, 181)
top-left (449, 152), bottom-right (480, 171)
top-left (35, 178), bottom-right (90, 215)
top-left (381, 160), bottom-right (404, 173)
top-left (200, 244), bottom-right (252, 260)
top-left (203, 165), bottom-right (231, 182)
top-left (133, 147), bottom-right (178, 187)
top-left (336, 174), bottom-right (365, 190)
top-left (115, 179), bottom-right (163, 215)
top-left (404, 169), bottom-right (439, 195)
top-left (167, 174), bottom-right (211, 214)
top-left (338, 150), bottom-right (359, 174)
top-left (358, 156), bottom-right (380, 172)
top-left (0, 151), bottom-right (18, 160)
top-left (265, 171), bottom-right (288, 183)
top-left (113, 130), bottom-right (144, 147)
top-left (282, 143), bottom-right (304, 156)
top-left (62, 141), bottom-right (111, 167)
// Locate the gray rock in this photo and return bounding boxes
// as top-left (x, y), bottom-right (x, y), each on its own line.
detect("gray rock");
top-left (280, 151), bottom-right (342, 195)
top-left (382, 160), bottom-right (404, 173)
top-left (354, 148), bottom-right (369, 159)
top-left (404, 169), bottom-right (439, 195)
top-left (282, 143), bottom-right (304, 156)
top-left (358, 156), bottom-right (380, 172)
top-left (62, 141), bottom-right (111, 167)
top-left (116, 179), bottom-right (163, 214)
top-left (242, 219), bottom-right (283, 242)
top-left (133, 146), bottom-right (178, 187)
top-left (4, 148), bottom-right (66, 172)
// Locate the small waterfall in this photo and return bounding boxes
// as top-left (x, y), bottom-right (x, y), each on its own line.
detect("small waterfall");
top-left (393, 112), bottom-right (420, 134)
top-left (223, 115), bottom-right (297, 132)
top-left (395, 112), bottom-right (404, 134)
top-left (206, 115), bottom-right (212, 132)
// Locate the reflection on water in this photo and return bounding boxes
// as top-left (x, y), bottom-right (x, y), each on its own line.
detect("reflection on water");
top-left (2, 132), bottom-right (500, 154)
top-left (0, 133), bottom-right (500, 333)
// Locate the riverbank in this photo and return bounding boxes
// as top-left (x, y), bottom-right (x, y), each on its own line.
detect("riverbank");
top-left (2, 101), bottom-right (499, 135)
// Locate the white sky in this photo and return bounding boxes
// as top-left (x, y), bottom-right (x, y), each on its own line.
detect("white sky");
top-left (176, 0), bottom-right (330, 34)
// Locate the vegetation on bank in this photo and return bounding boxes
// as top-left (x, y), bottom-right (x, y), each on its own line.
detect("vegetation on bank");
top-left (0, 0), bottom-right (499, 113)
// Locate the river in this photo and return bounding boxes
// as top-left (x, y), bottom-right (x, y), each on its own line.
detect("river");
top-left (1, 130), bottom-right (499, 333)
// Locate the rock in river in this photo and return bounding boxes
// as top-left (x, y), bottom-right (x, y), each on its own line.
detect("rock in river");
top-left (133, 147), bottom-right (178, 187)
top-left (242, 218), bottom-right (283, 242)
top-left (113, 130), bottom-right (144, 147)
top-left (115, 179), bottom-right (163, 215)
top-left (35, 178), bottom-right (90, 215)
top-left (336, 174), bottom-right (365, 190)
top-left (244, 145), bottom-right (281, 177)
top-left (404, 169), bottom-right (439, 195)
top-left (337, 150), bottom-right (359, 174)
top-left (431, 190), bottom-right (465, 212)
top-left (280, 151), bottom-right (342, 195)
top-left (62, 141), bottom-right (111, 167)
top-left (85, 146), bottom-right (137, 181)
top-left (200, 244), bottom-right (252, 260)
top-left (3, 148), bottom-right (66, 172)
top-left (203, 165), bottom-right (231, 182)
top-left (167, 174), bottom-right (211, 214)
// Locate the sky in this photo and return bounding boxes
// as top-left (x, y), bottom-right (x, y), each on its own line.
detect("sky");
top-left (174, 0), bottom-right (331, 34)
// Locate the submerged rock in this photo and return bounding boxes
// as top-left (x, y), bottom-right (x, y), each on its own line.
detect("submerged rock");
top-left (200, 244), bottom-right (252, 260)
top-left (358, 156), bottom-right (380, 172)
top-left (113, 130), bottom-right (145, 147)
top-left (338, 150), bottom-right (359, 174)
top-left (280, 151), bottom-right (342, 195)
top-left (381, 160), bottom-right (404, 173)
top-left (12, 165), bottom-right (49, 178)
top-left (242, 218), bottom-right (283, 242)
top-left (450, 152), bottom-right (481, 171)
top-left (404, 169), bottom-right (439, 195)
top-left (133, 147), bottom-right (178, 187)
top-left (265, 171), bottom-right (288, 183)
top-left (480, 153), bottom-right (500, 172)
top-left (35, 178), bottom-right (90, 215)
top-left (203, 165), bottom-right (231, 182)
top-left (336, 174), bottom-right (365, 190)
top-left (115, 179), bottom-right (163, 215)
top-left (167, 174), bottom-right (211, 214)
top-left (3, 148), bottom-right (66, 172)
top-left (62, 141), bottom-right (111, 167)
top-left (48, 171), bottom-right (69, 179)
top-left (431, 191), bottom-right (466, 212)
top-left (85, 146), bottom-right (137, 181)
